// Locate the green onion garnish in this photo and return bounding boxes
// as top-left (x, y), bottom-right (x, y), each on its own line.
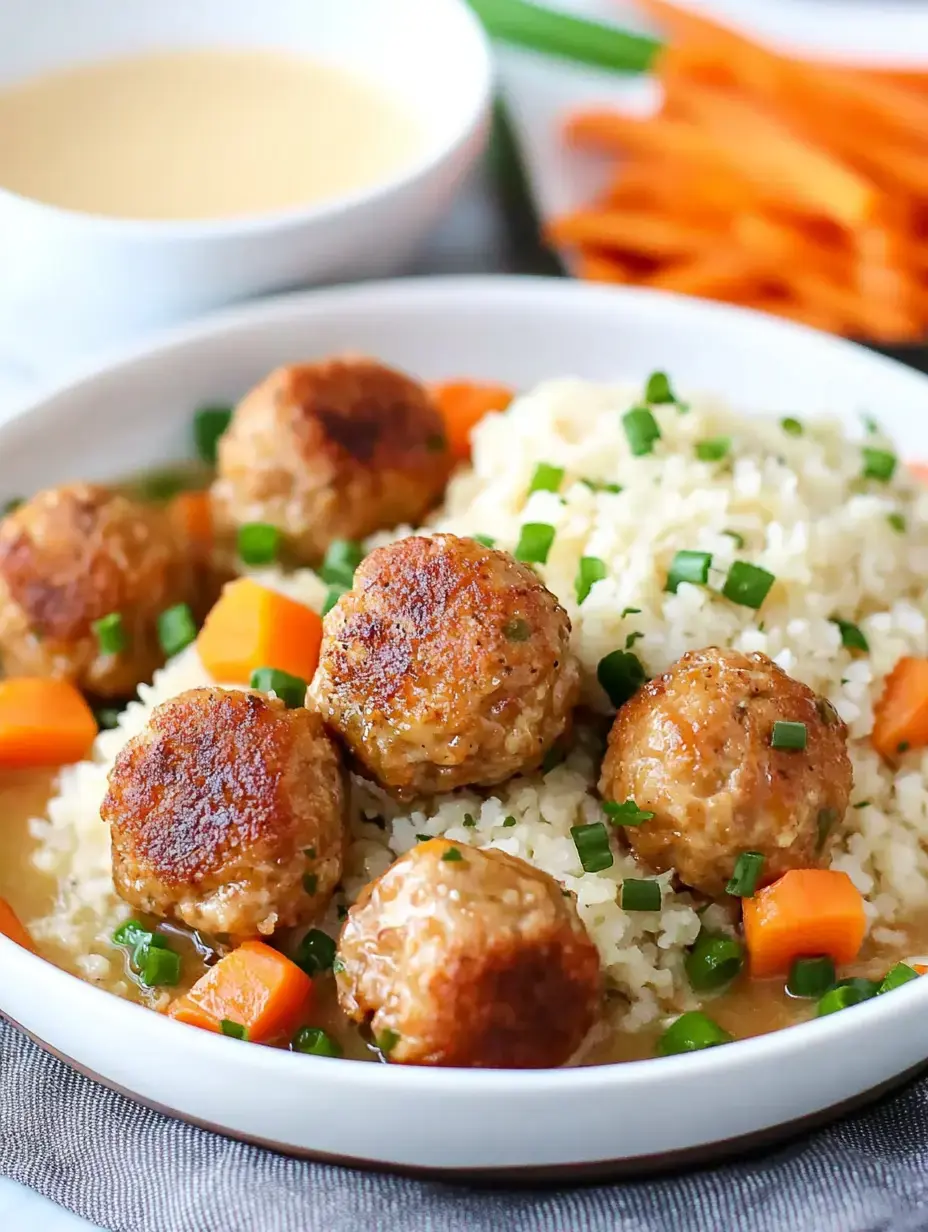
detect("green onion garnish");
top-left (853, 800), bottom-right (871, 810)
top-left (95, 706), bottom-right (122, 731)
top-left (879, 962), bottom-right (919, 994)
top-left (292, 1026), bottom-right (343, 1058)
top-left (665, 550), bottom-right (712, 594)
top-left (771, 720), bottom-right (807, 751)
top-left (726, 851), bottom-right (765, 897)
top-left (237, 522), bottom-right (280, 566)
top-left (514, 522), bottom-right (555, 564)
top-left (625, 631), bottom-right (643, 649)
top-left (831, 617), bottom-right (868, 653)
top-left (332, 955), bottom-right (346, 974)
top-left (321, 586), bottom-right (346, 616)
top-left (722, 529), bottom-right (745, 549)
top-left (157, 603), bottom-right (197, 657)
top-left (620, 606), bottom-right (641, 617)
top-left (657, 1011), bottom-right (733, 1056)
top-left (722, 561), bottom-right (775, 610)
top-left (580, 479), bottom-right (623, 494)
top-left (415, 834), bottom-right (431, 843)
top-left (140, 945), bottom-right (181, 988)
top-left (1, 497), bottom-right (23, 517)
top-left (816, 980), bottom-right (878, 1017)
top-left (644, 371), bottom-right (675, 404)
top-left (695, 437), bottom-right (731, 462)
top-left (503, 617), bottom-right (531, 642)
top-left (575, 556), bottom-right (607, 605)
top-left (597, 649), bottom-right (646, 708)
top-left (462, 813), bottom-right (477, 828)
top-left (780, 417), bottom-right (803, 436)
top-left (888, 513), bottom-right (906, 533)
top-left (473, 533), bottom-right (496, 548)
top-left (571, 822), bottom-right (614, 873)
top-left (112, 919), bottom-right (150, 950)
top-left (685, 933), bottom-right (744, 992)
top-left (603, 799), bottom-right (654, 826)
top-left (249, 667), bottom-right (308, 709)
top-left (623, 407), bottom-right (661, 456)
top-left (220, 1019), bottom-right (248, 1040)
top-left (502, 815), bottom-right (517, 828)
top-left (441, 847), bottom-right (464, 863)
top-left (193, 405), bottom-right (233, 464)
top-left (93, 612), bottom-right (127, 656)
top-left (377, 1028), bottom-right (400, 1056)
top-left (294, 929), bottom-right (336, 977)
top-left (862, 447), bottom-right (897, 482)
top-left (528, 462), bottom-right (565, 494)
top-left (320, 539), bottom-right (364, 589)
top-left (817, 808), bottom-right (838, 851)
top-left (787, 956), bottom-right (835, 998)
top-left (621, 878), bottom-right (661, 911)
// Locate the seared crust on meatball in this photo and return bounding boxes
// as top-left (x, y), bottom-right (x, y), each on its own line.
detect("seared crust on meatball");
top-left (309, 533), bottom-right (580, 798)
top-left (211, 358), bottom-right (452, 565)
top-left (0, 483), bottom-right (195, 697)
top-left (599, 647), bottom-right (853, 898)
top-left (337, 839), bottom-right (601, 1067)
top-left (103, 687), bottom-right (345, 937)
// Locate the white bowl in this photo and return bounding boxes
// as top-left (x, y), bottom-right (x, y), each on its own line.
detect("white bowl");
top-left (2, 277), bottom-right (928, 1177)
top-left (0, 0), bottom-right (490, 359)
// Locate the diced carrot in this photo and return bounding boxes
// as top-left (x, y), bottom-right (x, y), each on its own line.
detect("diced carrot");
top-left (169, 491), bottom-right (213, 553)
top-left (0, 678), bottom-right (97, 768)
top-left (743, 869), bottom-right (867, 978)
top-left (197, 578), bottom-right (322, 686)
top-left (872, 657), bottom-right (928, 761)
top-left (0, 898), bottom-right (36, 953)
top-left (914, 964), bottom-right (928, 977)
top-left (167, 940), bottom-right (313, 1044)
top-left (430, 381), bottom-right (514, 463)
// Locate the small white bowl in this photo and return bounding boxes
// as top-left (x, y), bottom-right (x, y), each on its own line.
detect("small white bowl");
top-left (0, 0), bottom-right (491, 358)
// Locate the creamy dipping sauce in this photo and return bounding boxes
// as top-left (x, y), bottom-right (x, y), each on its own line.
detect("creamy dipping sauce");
top-left (0, 50), bottom-right (422, 220)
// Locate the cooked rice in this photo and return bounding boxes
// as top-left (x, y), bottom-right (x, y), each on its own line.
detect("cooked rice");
top-left (26, 379), bottom-right (928, 1028)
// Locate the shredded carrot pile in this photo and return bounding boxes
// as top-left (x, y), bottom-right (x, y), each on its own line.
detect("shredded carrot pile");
top-left (550, 0), bottom-right (928, 340)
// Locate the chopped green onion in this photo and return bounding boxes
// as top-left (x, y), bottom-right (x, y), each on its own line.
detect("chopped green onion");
top-left (249, 667), bottom-right (308, 709)
top-left (237, 522), bottom-right (280, 566)
top-left (415, 833), bottom-right (431, 843)
top-left (463, 813), bottom-right (477, 828)
top-left (441, 847), bottom-right (464, 863)
top-left (112, 919), bottom-right (150, 950)
top-left (862, 447), bottom-right (897, 482)
top-left (332, 955), bottom-right (346, 974)
top-left (528, 462), bottom-right (565, 494)
top-left (780, 417), bottom-right (803, 436)
top-left (722, 561), bottom-right (775, 610)
top-left (621, 878), bottom-right (661, 911)
top-left (157, 603), bottom-right (197, 657)
top-left (645, 371), bottom-right (675, 404)
top-left (603, 799), bottom-right (654, 826)
top-left (862, 414), bottom-right (879, 434)
top-left (503, 617), bottom-right (531, 642)
top-left (899, 741), bottom-right (911, 753)
top-left (623, 407), bottom-right (661, 457)
top-left (135, 467), bottom-right (198, 503)
top-left (303, 873), bottom-right (318, 896)
top-left (726, 851), bottom-right (765, 897)
top-left (879, 962), bottom-right (919, 994)
top-left (321, 586), bottom-right (346, 616)
top-left (295, 929), bottom-right (336, 976)
top-left (722, 529), bottom-right (745, 549)
top-left (1, 497), bottom-right (23, 517)
top-left (695, 436), bottom-right (731, 462)
top-left (580, 478), bottom-right (623, 494)
top-left (571, 822), bottom-right (614, 873)
top-left (473, 533), bottom-right (496, 548)
top-left (787, 956), bottom-right (835, 998)
top-left (620, 606), bottom-right (641, 618)
top-left (665, 549), bottom-right (712, 594)
top-left (574, 556), bottom-right (607, 604)
top-left (502, 815), bottom-right (517, 828)
top-left (597, 649), bottom-right (646, 707)
top-left (193, 405), bottom-right (233, 464)
top-left (95, 706), bottom-right (122, 731)
top-left (292, 1026), bottom-right (343, 1058)
top-left (220, 1019), bottom-right (248, 1040)
top-left (140, 945), bottom-right (181, 988)
top-left (657, 1011), bottom-right (733, 1056)
top-left (93, 612), bottom-right (127, 656)
top-left (831, 617), bottom-right (868, 653)
top-left (320, 539), bottom-right (364, 589)
top-left (816, 980), bottom-right (878, 1017)
top-left (771, 720), bottom-right (807, 751)
top-left (817, 808), bottom-right (838, 851)
top-left (888, 512), bottom-right (906, 534)
top-left (686, 933), bottom-right (744, 992)
top-left (514, 522), bottom-right (555, 564)
top-left (377, 1028), bottom-right (400, 1056)
top-left (625, 631), bottom-right (644, 649)
top-left (853, 800), bottom-right (871, 810)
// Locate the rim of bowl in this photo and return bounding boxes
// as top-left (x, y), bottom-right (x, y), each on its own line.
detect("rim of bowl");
top-left (0, 0), bottom-right (492, 237)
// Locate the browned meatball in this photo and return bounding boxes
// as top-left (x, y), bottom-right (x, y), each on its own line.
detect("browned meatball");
top-left (102, 687), bottom-right (345, 937)
top-left (308, 533), bottom-right (580, 798)
top-left (210, 358), bottom-right (452, 565)
top-left (0, 484), bottom-right (195, 697)
top-left (337, 839), bottom-right (601, 1067)
top-left (599, 647), bottom-right (853, 898)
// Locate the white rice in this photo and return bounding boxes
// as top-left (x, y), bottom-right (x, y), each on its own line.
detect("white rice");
top-left (26, 378), bottom-right (928, 1028)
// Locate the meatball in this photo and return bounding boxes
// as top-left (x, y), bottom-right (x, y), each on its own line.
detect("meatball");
top-left (102, 687), bottom-right (345, 937)
top-left (599, 647), bottom-right (853, 898)
top-left (337, 839), bottom-right (601, 1067)
top-left (308, 533), bottom-right (580, 798)
top-left (211, 358), bottom-right (452, 565)
top-left (0, 483), bottom-right (195, 697)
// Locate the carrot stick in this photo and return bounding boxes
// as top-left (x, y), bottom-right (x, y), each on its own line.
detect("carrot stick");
top-left (872, 657), bottom-right (928, 760)
top-left (430, 381), bottom-right (515, 463)
top-left (168, 940), bottom-right (313, 1044)
top-left (197, 578), bottom-right (323, 686)
top-left (0, 898), bottom-right (36, 953)
top-left (0, 678), bottom-right (97, 768)
top-left (743, 869), bottom-right (866, 977)
top-left (574, 250), bottom-right (638, 283)
top-left (546, 208), bottom-right (720, 259)
top-left (641, 250), bottom-right (761, 298)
